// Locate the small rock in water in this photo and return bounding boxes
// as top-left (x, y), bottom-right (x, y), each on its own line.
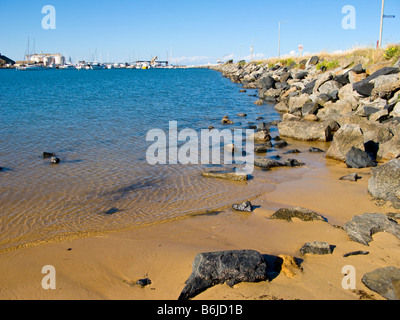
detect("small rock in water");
top-left (43, 152), bottom-right (56, 159)
top-left (104, 207), bottom-right (120, 215)
top-left (309, 147), bottom-right (325, 153)
top-left (284, 159), bottom-right (304, 167)
top-left (136, 278), bottom-right (152, 287)
top-left (50, 156), bottom-right (60, 164)
top-left (237, 113), bottom-right (247, 117)
top-left (339, 173), bottom-right (361, 182)
top-left (283, 149), bottom-right (301, 154)
top-left (221, 116), bottom-right (234, 125)
top-left (274, 141), bottom-right (288, 149)
top-left (232, 201), bottom-right (253, 213)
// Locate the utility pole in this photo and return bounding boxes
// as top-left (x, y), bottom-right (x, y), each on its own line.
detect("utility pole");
top-left (250, 41), bottom-right (254, 62)
top-left (379, 0), bottom-right (385, 48)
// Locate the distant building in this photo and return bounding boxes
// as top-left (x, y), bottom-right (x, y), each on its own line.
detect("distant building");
top-left (0, 53), bottom-right (15, 66)
top-left (27, 53), bottom-right (65, 66)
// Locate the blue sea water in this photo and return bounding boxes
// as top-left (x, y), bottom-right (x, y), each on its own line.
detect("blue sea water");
top-left (0, 68), bottom-right (280, 251)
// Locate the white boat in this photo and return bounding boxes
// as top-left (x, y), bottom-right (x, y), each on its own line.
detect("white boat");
top-left (17, 64), bottom-right (46, 71)
top-left (58, 64), bottom-right (76, 70)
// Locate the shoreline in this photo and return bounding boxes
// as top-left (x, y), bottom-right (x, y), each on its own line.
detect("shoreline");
top-left (1, 55), bottom-right (400, 300)
top-left (0, 137), bottom-right (398, 300)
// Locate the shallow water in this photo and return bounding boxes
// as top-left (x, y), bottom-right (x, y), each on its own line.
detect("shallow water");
top-left (0, 68), bottom-right (281, 251)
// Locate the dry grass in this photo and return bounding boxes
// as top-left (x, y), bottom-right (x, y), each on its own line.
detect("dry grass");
top-left (252, 43), bottom-right (400, 70)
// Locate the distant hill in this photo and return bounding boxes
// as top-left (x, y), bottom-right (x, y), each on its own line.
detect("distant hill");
top-left (0, 54), bottom-right (16, 66)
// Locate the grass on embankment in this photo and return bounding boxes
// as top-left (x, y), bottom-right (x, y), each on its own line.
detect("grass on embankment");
top-left (250, 43), bottom-right (400, 71)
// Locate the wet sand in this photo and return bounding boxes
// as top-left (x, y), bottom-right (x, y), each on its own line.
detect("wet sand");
top-left (1, 138), bottom-right (399, 300)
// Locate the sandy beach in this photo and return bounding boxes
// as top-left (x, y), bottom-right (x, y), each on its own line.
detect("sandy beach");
top-left (1, 137), bottom-right (398, 301)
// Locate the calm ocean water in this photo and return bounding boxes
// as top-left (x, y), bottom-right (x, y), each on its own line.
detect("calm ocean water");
top-left (0, 68), bottom-right (280, 251)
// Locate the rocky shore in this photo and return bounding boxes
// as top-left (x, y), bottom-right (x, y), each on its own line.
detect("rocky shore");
top-left (190, 54), bottom-right (400, 300)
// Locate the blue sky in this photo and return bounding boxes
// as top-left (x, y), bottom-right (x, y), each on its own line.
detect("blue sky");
top-left (1, 0), bottom-right (399, 65)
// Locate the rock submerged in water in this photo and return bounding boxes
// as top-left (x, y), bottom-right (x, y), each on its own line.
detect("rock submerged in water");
top-left (362, 267), bottom-right (400, 300)
top-left (50, 156), bottom-right (60, 164)
top-left (344, 213), bottom-right (400, 246)
top-left (43, 152), bottom-right (56, 159)
top-left (270, 207), bottom-right (326, 222)
top-left (178, 250), bottom-right (268, 300)
top-left (232, 201), bottom-right (253, 213)
top-left (201, 168), bottom-right (248, 181)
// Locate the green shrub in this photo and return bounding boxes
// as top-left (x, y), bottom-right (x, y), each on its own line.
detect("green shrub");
top-left (384, 45), bottom-right (400, 60)
top-left (316, 60), bottom-right (339, 71)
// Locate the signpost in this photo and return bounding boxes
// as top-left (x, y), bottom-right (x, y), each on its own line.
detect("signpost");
top-left (298, 45), bottom-right (304, 57)
top-left (379, 0), bottom-right (396, 48)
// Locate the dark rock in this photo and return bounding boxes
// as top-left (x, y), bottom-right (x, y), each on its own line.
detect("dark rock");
top-left (333, 73), bottom-right (350, 85)
top-left (284, 159), bottom-right (304, 167)
top-left (300, 242), bottom-right (333, 255)
top-left (232, 201), bottom-right (253, 213)
top-left (362, 267), bottom-right (400, 300)
top-left (302, 102), bottom-right (319, 116)
top-left (345, 147), bottom-right (376, 169)
top-left (343, 251), bottom-right (369, 258)
top-left (257, 122), bottom-right (269, 132)
top-left (254, 158), bottom-right (283, 169)
top-left (307, 56), bottom-right (319, 66)
top-left (274, 140), bottom-right (288, 149)
top-left (295, 71), bottom-right (308, 80)
top-left (50, 157), bottom-right (60, 164)
top-left (178, 250), bottom-right (268, 300)
top-left (353, 67), bottom-right (400, 97)
top-left (309, 147), bottom-right (325, 153)
top-left (340, 173), bottom-right (361, 182)
top-left (302, 80), bottom-right (317, 95)
top-left (280, 73), bottom-right (291, 83)
top-left (259, 76), bottom-right (276, 90)
top-left (344, 213), bottom-right (400, 246)
top-left (104, 207), bottom-right (120, 215)
top-left (136, 278), bottom-right (152, 287)
top-left (270, 207), bottom-right (326, 222)
top-left (254, 143), bottom-right (272, 153)
top-left (43, 152), bottom-right (55, 159)
top-left (283, 149), bottom-right (301, 154)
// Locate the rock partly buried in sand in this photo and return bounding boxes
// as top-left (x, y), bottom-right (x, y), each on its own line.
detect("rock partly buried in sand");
top-left (283, 159), bottom-right (304, 167)
top-left (300, 242), bottom-right (333, 255)
top-left (362, 267), bottom-right (400, 300)
top-left (254, 158), bottom-right (284, 169)
top-left (274, 255), bottom-right (303, 279)
top-left (178, 250), bottom-right (268, 300)
top-left (340, 173), bottom-right (361, 182)
top-left (344, 213), bottom-right (400, 246)
top-left (201, 169), bottom-right (248, 182)
top-left (343, 250), bottom-right (369, 258)
top-left (136, 278), bottom-right (152, 287)
top-left (270, 207), bottom-right (326, 222)
top-left (368, 159), bottom-right (400, 205)
top-left (232, 201), bottom-right (253, 213)
top-left (345, 147), bottom-right (376, 169)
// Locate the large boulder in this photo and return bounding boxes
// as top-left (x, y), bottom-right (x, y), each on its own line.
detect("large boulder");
top-left (344, 213), bottom-right (400, 246)
top-left (362, 267), bottom-right (400, 300)
top-left (326, 124), bottom-right (365, 162)
top-left (178, 250), bottom-right (268, 300)
top-left (353, 67), bottom-right (399, 97)
top-left (259, 75), bottom-right (276, 90)
top-left (278, 120), bottom-right (335, 142)
top-left (368, 159), bottom-right (400, 203)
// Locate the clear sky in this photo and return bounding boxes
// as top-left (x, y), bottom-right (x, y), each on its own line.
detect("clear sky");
top-left (1, 0), bottom-right (399, 65)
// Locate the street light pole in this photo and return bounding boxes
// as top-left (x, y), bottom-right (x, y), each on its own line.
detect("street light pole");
top-left (379, 0), bottom-right (385, 48)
